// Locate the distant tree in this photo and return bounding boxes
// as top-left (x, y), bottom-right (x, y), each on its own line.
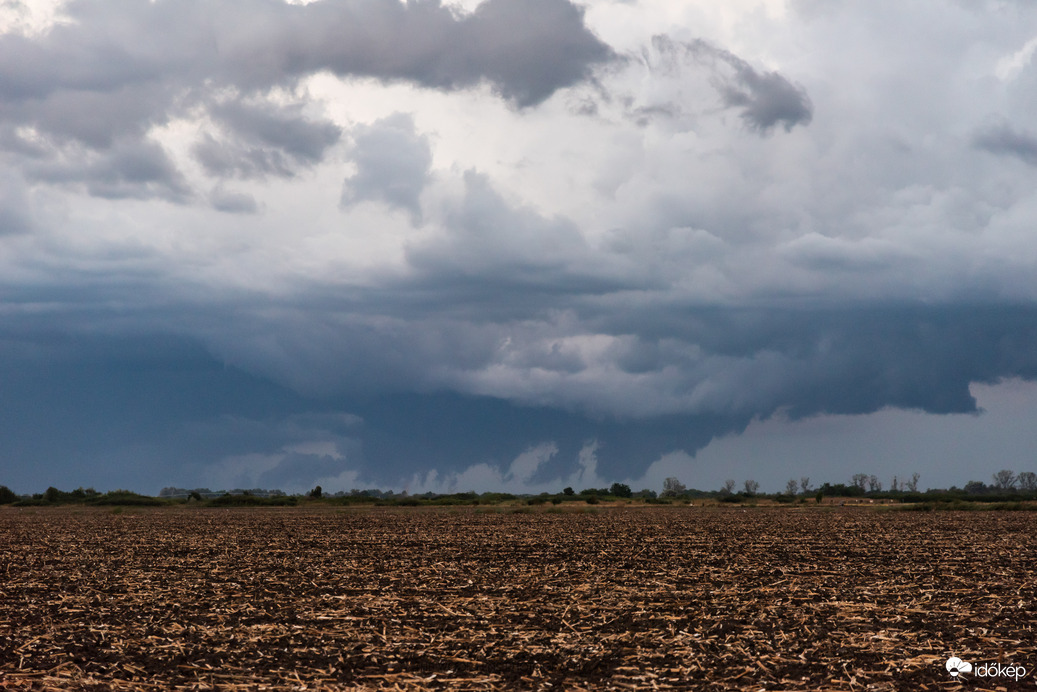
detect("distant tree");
top-left (815, 490), bottom-right (824, 504)
top-left (785, 479), bottom-right (799, 496)
top-left (905, 472), bottom-right (920, 493)
top-left (992, 469), bottom-right (1017, 491)
top-left (1018, 471), bottom-right (1037, 493)
top-left (562, 486), bottom-right (575, 496)
top-left (890, 475), bottom-right (899, 492)
top-left (0, 485), bottom-right (18, 504)
top-left (609, 482), bottom-right (632, 498)
top-left (799, 477), bottom-right (811, 494)
top-left (634, 488), bottom-right (658, 499)
top-left (867, 475), bottom-right (882, 493)
top-left (851, 473), bottom-right (868, 492)
top-left (308, 485), bottom-right (323, 499)
top-left (662, 477), bottom-right (687, 497)
top-left (188, 491), bottom-right (203, 502)
top-left (743, 479), bottom-right (759, 496)
top-left (964, 481), bottom-right (988, 495)
top-left (721, 479), bottom-right (736, 495)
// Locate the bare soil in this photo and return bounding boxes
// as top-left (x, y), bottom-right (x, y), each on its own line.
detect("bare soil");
top-left (0, 506), bottom-right (1034, 690)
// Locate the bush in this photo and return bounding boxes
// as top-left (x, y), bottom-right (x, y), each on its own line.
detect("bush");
top-left (584, 495), bottom-right (600, 505)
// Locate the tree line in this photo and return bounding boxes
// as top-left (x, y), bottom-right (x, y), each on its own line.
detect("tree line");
top-left (3, 468), bottom-right (1036, 507)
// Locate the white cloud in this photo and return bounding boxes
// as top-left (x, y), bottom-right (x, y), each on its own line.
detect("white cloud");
top-left (996, 34), bottom-right (1037, 81)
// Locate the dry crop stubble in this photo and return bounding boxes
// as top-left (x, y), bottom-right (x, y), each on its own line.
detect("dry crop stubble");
top-left (0, 506), bottom-right (1034, 690)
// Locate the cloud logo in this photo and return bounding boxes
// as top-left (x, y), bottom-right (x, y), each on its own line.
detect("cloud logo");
top-left (946, 657), bottom-right (973, 677)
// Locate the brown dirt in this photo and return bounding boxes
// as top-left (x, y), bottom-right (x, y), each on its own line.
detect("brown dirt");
top-left (0, 506), bottom-right (1034, 690)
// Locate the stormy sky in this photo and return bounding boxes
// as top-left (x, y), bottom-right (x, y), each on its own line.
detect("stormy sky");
top-left (2, 0), bottom-right (1037, 495)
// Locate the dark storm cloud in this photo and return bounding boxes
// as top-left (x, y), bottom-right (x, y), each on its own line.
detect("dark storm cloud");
top-left (341, 113), bottom-right (431, 219)
top-left (5, 302), bottom-right (1034, 493)
top-left (973, 119), bottom-right (1037, 166)
top-left (595, 304), bottom-right (1037, 419)
top-left (684, 38), bottom-right (813, 133)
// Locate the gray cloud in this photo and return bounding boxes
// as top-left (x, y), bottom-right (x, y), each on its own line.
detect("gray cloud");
top-left (684, 38), bottom-right (813, 133)
top-left (620, 35), bottom-right (813, 134)
top-left (0, 172), bottom-right (33, 235)
top-left (213, 0), bottom-right (614, 106)
top-left (26, 137), bottom-right (191, 202)
top-left (407, 171), bottom-right (591, 285)
top-left (0, 0), bottom-right (611, 209)
top-left (974, 118), bottom-right (1037, 166)
top-left (209, 187), bottom-right (259, 214)
top-left (0, 0), bottom-right (611, 137)
top-left (195, 100), bottom-right (342, 179)
top-left (341, 113), bottom-right (431, 220)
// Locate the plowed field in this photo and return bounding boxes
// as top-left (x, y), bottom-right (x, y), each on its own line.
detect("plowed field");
top-left (1, 506), bottom-right (1034, 690)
